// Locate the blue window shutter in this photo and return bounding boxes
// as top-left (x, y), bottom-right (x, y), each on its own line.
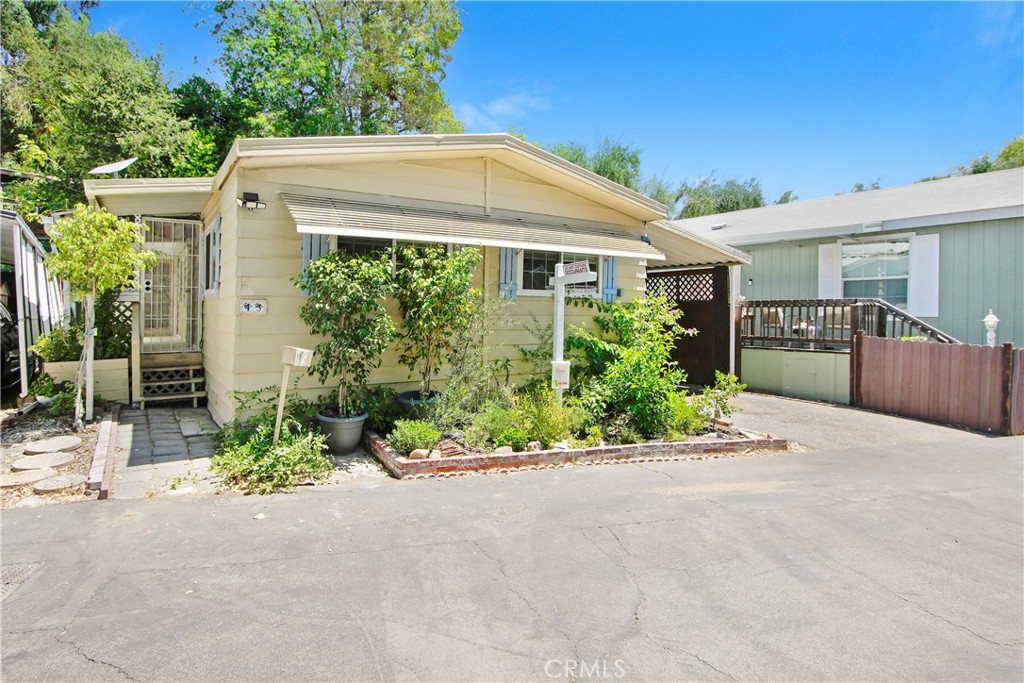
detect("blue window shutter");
top-left (212, 216), bottom-right (222, 289)
top-left (302, 233), bottom-right (330, 270)
top-left (499, 247), bottom-right (518, 299)
top-left (602, 256), bottom-right (618, 302)
top-left (300, 234), bottom-right (330, 296)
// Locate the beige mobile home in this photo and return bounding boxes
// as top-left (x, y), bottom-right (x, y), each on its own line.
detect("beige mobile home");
top-left (85, 134), bottom-right (745, 425)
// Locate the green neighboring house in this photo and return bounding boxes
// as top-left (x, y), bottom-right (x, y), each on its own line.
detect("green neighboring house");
top-left (669, 168), bottom-right (1024, 346)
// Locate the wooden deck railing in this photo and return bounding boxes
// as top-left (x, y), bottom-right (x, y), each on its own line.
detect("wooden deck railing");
top-left (739, 298), bottom-right (959, 349)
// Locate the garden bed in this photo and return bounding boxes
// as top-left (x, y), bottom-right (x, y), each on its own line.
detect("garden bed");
top-left (364, 429), bottom-right (790, 479)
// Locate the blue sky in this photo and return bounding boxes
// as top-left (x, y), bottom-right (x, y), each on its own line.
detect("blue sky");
top-left (90, 1), bottom-right (1024, 202)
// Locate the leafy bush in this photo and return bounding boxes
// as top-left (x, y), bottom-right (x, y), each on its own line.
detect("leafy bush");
top-left (495, 426), bottom-right (530, 452)
top-left (468, 399), bottom-right (519, 446)
top-left (429, 296), bottom-right (512, 432)
top-left (394, 244), bottom-right (482, 396)
top-left (30, 324), bottom-right (84, 362)
top-left (666, 392), bottom-right (705, 441)
top-left (212, 417), bottom-right (332, 494)
top-left (604, 415), bottom-right (642, 445)
top-left (387, 419), bottom-right (441, 456)
top-left (363, 385), bottom-right (403, 435)
top-left (294, 250), bottom-right (395, 417)
top-left (692, 371), bottom-right (747, 423)
top-left (520, 388), bottom-right (572, 448)
top-left (28, 373), bottom-right (58, 397)
top-left (566, 296), bottom-right (696, 438)
top-left (49, 390), bottom-right (77, 415)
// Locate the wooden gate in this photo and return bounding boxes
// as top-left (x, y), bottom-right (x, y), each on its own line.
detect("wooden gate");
top-left (852, 333), bottom-right (1024, 435)
top-left (647, 266), bottom-right (731, 386)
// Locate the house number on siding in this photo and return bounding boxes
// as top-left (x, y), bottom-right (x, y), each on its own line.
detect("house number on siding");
top-left (240, 299), bottom-right (268, 315)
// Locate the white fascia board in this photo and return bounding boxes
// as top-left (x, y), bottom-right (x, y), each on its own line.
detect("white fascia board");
top-left (294, 222), bottom-right (666, 260)
top-left (726, 205), bottom-right (1024, 246)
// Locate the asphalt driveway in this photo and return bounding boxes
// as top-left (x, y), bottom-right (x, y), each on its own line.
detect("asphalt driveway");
top-left (2, 396), bottom-right (1022, 682)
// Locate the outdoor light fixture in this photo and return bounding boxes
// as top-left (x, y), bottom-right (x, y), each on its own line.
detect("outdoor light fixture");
top-left (983, 309), bottom-right (1000, 347)
top-left (747, 278), bottom-right (753, 286)
top-left (236, 192), bottom-right (266, 211)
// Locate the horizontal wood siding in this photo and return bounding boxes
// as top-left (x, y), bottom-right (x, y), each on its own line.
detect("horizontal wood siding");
top-left (200, 163), bottom-right (650, 424)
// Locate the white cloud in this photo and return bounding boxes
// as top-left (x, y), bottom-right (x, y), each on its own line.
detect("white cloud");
top-left (454, 90), bottom-right (549, 133)
top-left (977, 2), bottom-right (1023, 48)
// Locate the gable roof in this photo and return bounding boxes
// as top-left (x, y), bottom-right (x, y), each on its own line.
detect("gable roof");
top-left (669, 167), bottom-right (1024, 246)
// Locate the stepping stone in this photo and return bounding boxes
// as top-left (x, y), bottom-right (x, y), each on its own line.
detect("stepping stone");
top-left (179, 420), bottom-right (206, 437)
top-left (33, 473), bottom-right (87, 494)
top-left (0, 468), bottom-right (58, 488)
top-left (11, 453), bottom-right (75, 471)
top-left (23, 435), bottom-right (82, 455)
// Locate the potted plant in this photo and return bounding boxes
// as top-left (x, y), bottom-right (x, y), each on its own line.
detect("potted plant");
top-left (393, 244), bottom-right (481, 415)
top-left (294, 250), bottom-right (395, 454)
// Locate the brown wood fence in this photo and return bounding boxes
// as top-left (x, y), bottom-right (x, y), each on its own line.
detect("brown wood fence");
top-left (851, 332), bottom-right (1024, 435)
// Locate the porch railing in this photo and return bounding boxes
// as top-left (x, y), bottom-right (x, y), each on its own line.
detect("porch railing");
top-left (739, 298), bottom-right (960, 349)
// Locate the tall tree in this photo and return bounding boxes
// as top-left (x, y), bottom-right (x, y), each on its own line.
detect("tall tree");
top-left (919, 136), bottom-right (1024, 182)
top-left (211, 0), bottom-right (464, 137)
top-left (676, 175), bottom-right (766, 218)
top-left (1, 2), bottom-right (191, 218)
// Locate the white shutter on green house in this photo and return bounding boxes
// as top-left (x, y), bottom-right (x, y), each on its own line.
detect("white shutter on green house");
top-left (602, 256), bottom-right (618, 303)
top-left (498, 247), bottom-right (518, 299)
top-left (817, 242), bottom-right (842, 299)
top-left (907, 233), bottom-right (940, 318)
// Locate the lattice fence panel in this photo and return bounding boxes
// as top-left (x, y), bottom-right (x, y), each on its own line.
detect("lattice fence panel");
top-left (647, 271), bottom-right (715, 301)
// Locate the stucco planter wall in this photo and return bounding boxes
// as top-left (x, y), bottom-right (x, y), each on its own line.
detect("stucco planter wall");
top-left (43, 358), bottom-right (130, 403)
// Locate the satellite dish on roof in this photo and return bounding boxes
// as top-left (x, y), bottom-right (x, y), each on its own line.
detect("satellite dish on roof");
top-left (88, 157), bottom-right (138, 178)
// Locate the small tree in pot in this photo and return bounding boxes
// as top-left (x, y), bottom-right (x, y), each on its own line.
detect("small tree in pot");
top-left (294, 250), bottom-right (395, 454)
top-left (393, 244), bottom-right (481, 413)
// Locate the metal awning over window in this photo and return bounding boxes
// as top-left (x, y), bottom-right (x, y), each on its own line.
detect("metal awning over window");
top-left (280, 193), bottom-right (665, 260)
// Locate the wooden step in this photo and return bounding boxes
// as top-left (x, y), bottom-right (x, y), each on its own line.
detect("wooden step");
top-left (141, 352), bottom-right (203, 370)
top-left (141, 378), bottom-right (207, 389)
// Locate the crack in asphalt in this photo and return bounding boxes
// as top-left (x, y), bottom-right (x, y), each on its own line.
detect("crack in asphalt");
top-left (473, 539), bottom-right (583, 675)
top-left (55, 633), bottom-right (139, 681)
top-left (891, 592), bottom-right (1022, 648)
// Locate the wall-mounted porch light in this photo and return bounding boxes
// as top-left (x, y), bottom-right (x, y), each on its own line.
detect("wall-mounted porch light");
top-left (983, 309), bottom-right (999, 347)
top-left (236, 192), bottom-right (266, 211)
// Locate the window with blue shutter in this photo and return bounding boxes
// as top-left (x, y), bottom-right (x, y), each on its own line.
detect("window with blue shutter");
top-left (499, 247), bottom-right (518, 299)
top-left (602, 256), bottom-right (618, 302)
top-left (302, 233), bottom-right (330, 270)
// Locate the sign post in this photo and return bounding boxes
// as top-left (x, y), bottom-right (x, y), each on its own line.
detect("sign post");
top-left (274, 346), bottom-right (313, 444)
top-left (551, 261), bottom-right (596, 402)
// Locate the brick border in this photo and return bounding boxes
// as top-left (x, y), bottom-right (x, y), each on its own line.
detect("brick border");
top-left (88, 404), bottom-right (120, 499)
top-left (363, 430), bottom-right (790, 480)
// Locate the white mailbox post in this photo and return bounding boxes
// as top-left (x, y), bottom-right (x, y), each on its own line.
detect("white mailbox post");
top-left (274, 345), bottom-right (313, 444)
top-left (551, 261), bottom-right (597, 402)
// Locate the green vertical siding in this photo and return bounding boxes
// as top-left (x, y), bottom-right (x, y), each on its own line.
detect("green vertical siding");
top-left (737, 217), bottom-right (1023, 346)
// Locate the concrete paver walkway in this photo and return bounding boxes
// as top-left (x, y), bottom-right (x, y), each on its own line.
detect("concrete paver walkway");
top-left (114, 407), bottom-right (219, 498)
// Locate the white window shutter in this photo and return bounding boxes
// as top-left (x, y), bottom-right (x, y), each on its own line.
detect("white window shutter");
top-left (498, 247), bottom-right (518, 299)
top-left (212, 216), bottom-right (222, 290)
top-left (908, 233), bottom-right (940, 318)
top-left (818, 242), bottom-right (842, 299)
top-left (602, 256), bottom-right (618, 303)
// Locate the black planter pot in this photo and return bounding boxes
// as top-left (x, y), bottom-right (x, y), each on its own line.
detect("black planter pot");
top-left (396, 390), bottom-right (437, 419)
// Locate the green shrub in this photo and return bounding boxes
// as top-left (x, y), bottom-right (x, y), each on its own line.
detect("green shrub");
top-left (468, 400), bottom-right (519, 445)
top-left (387, 419), bottom-right (441, 456)
top-left (363, 385), bottom-right (403, 435)
top-left (30, 324), bottom-right (84, 362)
top-left (604, 415), bottom-right (642, 445)
top-left (520, 388), bottom-right (572, 448)
top-left (583, 425), bottom-right (604, 447)
top-left (565, 296), bottom-right (695, 438)
top-left (692, 371), bottom-right (747, 422)
top-left (28, 373), bottom-right (58, 397)
top-left (495, 426), bottom-right (530, 452)
top-left (212, 418), bottom-right (332, 494)
top-left (49, 391), bottom-right (77, 415)
top-left (666, 392), bottom-right (705, 440)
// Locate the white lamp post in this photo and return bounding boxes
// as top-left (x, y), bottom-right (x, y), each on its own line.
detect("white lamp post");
top-left (982, 310), bottom-right (999, 347)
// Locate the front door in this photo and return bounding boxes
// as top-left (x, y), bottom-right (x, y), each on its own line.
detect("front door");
top-left (140, 217), bottom-right (202, 353)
